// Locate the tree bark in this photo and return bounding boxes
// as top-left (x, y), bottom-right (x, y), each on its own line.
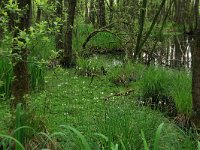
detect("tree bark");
top-left (36, 5), bottom-right (42, 23)
top-left (191, 30), bottom-right (200, 128)
top-left (55, 0), bottom-right (64, 50)
top-left (11, 0), bottom-right (31, 109)
top-left (60, 0), bottom-right (77, 68)
top-left (109, 0), bottom-right (114, 24)
top-left (98, 0), bottom-right (106, 28)
top-left (85, 0), bottom-right (89, 23)
top-left (89, 0), bottom-right (95, 26)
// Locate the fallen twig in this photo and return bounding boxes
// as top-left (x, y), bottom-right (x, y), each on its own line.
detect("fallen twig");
top-left (104, 89), bottom-right (134, 101)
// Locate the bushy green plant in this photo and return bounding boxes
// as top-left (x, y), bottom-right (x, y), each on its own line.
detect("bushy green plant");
top-left (135, 66), bottom-right (173, 114)
top-left (0, 21), bottom-right (57, 97)
top-left (135, 65), bottom-right (172, 101)
top-left (76, 56), bottom-right (107, 77)
top-left (108, 61), bottom-right (136, 87)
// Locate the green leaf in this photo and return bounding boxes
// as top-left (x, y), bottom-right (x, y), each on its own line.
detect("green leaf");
top-left (141, 130), bottom-right (149, 150)
top-left (60, 125), bottom-right (91, 150)
top-left (0, 134), bottom-right (25, 150)
top-left (198, 141), bottom-right (200, 150)
top-left (153, 123), bottom-right (164, 150)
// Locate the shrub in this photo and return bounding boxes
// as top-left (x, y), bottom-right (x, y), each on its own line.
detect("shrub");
top-left (108, 61), bottom-right (136, 87)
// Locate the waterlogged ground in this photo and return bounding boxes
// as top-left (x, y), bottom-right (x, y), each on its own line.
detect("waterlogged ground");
top-left (29, 67), bottom-right (195, 149)
top-left (0, 57), bottom-right (196, 149)
top-left (31, 68), bottom-right (129, 131)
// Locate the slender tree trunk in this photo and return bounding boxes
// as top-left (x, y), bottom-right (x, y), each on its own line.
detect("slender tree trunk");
top-left (61, 0), bottom-right (77, 68)
top-left (0, 1), bottom-right (6, 41)
top-left (194, 0), bottom-right (199, 30)
top-left (173, 0), bottom-right (184, 68)
top-left (55, 0), bottom-right (64, 50)
top-left (109, 0), bottom-right (114, 24)
top-left (134, 0), bottom-right (147, 59)
top-left (11, 0), bottom-right (31, 110)
top-left (36, 5), bottom-right (42, 23)
top-left (85, 0), bottom-right (89, 23)
top-left (98, 0), bottom-right (106, 28)
top-left (89, 0), bottom-right (95, 26)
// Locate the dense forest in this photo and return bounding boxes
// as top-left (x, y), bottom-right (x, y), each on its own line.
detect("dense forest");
top-left (0, 0), bottom-right (200, 149)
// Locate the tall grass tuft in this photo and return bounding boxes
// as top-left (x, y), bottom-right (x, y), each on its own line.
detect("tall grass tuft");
top-left (108, 60), bottom-right (135, 86)
top-left (0, 57), bottom-right (13, 100)
top-left (29, 63), bottom-right (46, 91)
top-left (61, 125), bottom-right (91, 150)
top-left (134, 66), bottom-right (175, 114)
top-left (141, 123), bottom-right (164, 150)
top-left (94, 103), bottom-right (189, 150)
top-left (171, 71), bottom-right (192, 116)
top-left (134, 65), bottom-right (192, 116)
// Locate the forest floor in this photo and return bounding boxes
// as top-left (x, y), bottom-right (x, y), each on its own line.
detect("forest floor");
top-left (0, 56), bottom-right (197, 149)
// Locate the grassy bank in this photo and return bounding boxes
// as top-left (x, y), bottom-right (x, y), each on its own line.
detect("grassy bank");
top-left (0, 55), bottom-right (196, 149)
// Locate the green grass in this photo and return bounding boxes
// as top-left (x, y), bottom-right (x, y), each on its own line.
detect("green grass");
top-left (23, 61), bottom-right (194, 149)
top-left (171, 71), bottom-right (192, 115)
top-left (72, 22), bottom-right (122, 56)
top-left (134, 65), bottom-right (192, 116)
top-left (0, 57), bottom-right (13, 100)
top-left (0, 22), bottom-right (57, 97)
top-left (0, 54), bottom-right (196, 149)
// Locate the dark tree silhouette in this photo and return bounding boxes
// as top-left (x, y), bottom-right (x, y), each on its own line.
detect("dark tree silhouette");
top-left (98, 0), bottom-right (106, 28)
top-left (60, 0), bottom-right (77, 68)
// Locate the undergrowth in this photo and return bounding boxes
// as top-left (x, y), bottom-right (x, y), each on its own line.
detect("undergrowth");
top-left (134, 65), bottom-right (192, 116)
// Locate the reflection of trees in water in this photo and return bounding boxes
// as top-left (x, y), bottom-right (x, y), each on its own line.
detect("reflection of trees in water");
top-left (140, 35), bottom-right (192, 69)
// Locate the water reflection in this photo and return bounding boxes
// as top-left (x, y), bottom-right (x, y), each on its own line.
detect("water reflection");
top-left (141, 35), bottom-right (192, 69)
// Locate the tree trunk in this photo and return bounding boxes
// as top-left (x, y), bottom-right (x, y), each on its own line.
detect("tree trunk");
top-left (60, 0), bottom-right (77, 68)
top-left (36, 5), bottom-right (42, 23)
top-left (109, 0), bottom-right (114, 24)
top-left (0, 1), bottom-right (5, 41)
top-left (98, 0), bottom-right (106, 28)
top-left (85, 0), bottom-right (89, 23)
top-left (11, 0), bottom-right (31, 110)
top-left (89, 0), bottom-right (95, 26)
top-left (191, 0), bottom-right (200, 128)
top-left (55, 0), bottom-right (64, 50)
top-left (191, 31), bottom-right (200, 128)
